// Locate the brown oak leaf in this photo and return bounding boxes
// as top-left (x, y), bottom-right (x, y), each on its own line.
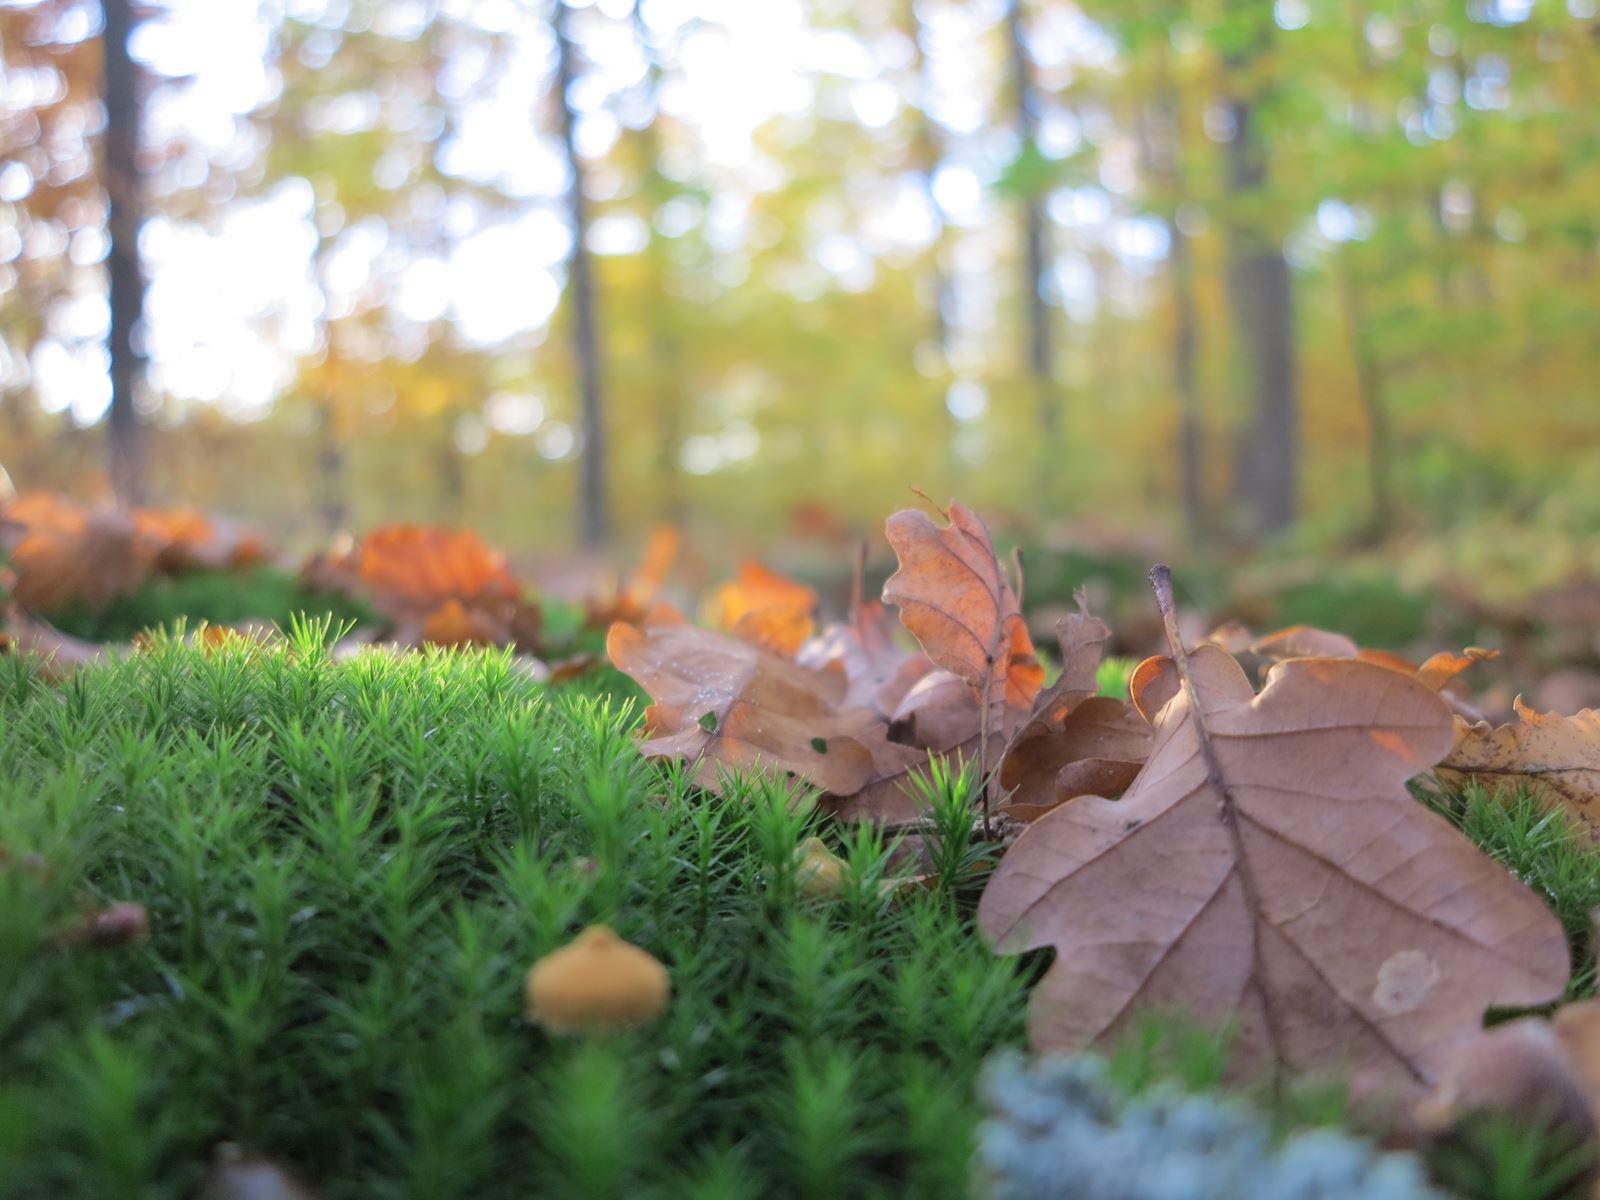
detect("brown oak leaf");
top-left (1438, 700), bottom-right (1600, 839)
top-left (997, 603), bottom-right (1150, 821)
top-left (882, 499), bottom-right (1043, 758)
top-left (978, 567), bottom-right (1568, 1086)
top-left (607, 607), bottom-right (876, 796)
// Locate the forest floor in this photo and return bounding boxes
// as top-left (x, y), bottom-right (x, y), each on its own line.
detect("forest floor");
top-left (3, 626), bottom-right (1598, 1199)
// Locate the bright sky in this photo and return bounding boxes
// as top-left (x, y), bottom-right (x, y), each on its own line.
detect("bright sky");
top-left (27, 0), bottom-right (1167, 428)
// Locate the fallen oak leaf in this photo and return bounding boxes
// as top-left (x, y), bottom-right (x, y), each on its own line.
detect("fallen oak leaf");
top-left (421, 597), bottom-right (507, 648)
top-left (1438, 700), bottom-right (1600, 840)
top-left (356, 524), bottom-right (520, 621)
top-left (10, 506), bottom-right (154, 614)
top-left (797, 598), bottom-right (931, 716)
top-left (607, 607), bottom-right (876, 796)
top-left (997, 602), bottom-right (1150, 822)
top-left (883, 500), bottom-right (1043, 730)
top-left (710, 560), bottom-right (817, 631)
top-left (1249, 624), bottom-right (1359, 661)
top-left (998, 696), bottom-right (1151, 820)
top-left (2, 607), bottom-right (109, 679)
top-left (1414, 1003), bottom-right (1600, 1196)
top-left (887, 669), bottom-right (979, 752)
top-left (584, 524), bottom-right (680, 629)
top-left (1236, 623), bottom-right (1497, 722)
top-left (731, 606), bottom-right (814, 657)
top-left (978, 564), bottom-right (1568, 1087)
top-left (883, 499), bottom-right (1043, 831)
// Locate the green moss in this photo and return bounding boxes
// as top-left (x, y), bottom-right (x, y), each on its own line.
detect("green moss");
top-left (44, 567), bottom-right (376, 643)
top-left (0, 629), bottom-right (1024, 1199)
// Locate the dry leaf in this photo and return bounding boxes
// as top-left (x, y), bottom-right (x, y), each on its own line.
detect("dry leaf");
top-left (711, 560), bottom-right (817, 630)
top-left (796, 598), bottom-right (930, 716)
top-left (996, 604), bottom-right (1150, 822)
top-left (584, 525), bottom-right (680, 629)
top-left (357, 524), bottom-right (519, 619)
top-left (1439, 700), bottom-right (1600, 839)
top-left (888, 670), bottom-right (980, 752)
top-left (1240, 623), bottom-right (1497, 722)
top-left (731, 606), bottom-right (814, 657)
top-left (998, 696), bottom-right (1151, 820)
top-left (1250, 624), bottom-right (1360, 660)
top-left (1, 607), bottom-right (109, 678)
top-left (978, 568), bottom-right (1568, 1086)
top-left (1416, 1006), bottom-right (1600, 1195)
top-left (882, 500), bottom-right (1043, 782)
top-left (607, 607), bottom-right (877, 796)
top-left (421, 598), bottom-right (506, 648)
top-left (10, 507), bottom-right (153, 614)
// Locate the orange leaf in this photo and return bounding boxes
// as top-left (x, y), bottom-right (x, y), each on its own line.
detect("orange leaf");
top-left (710, 560), bottom-right (817, 629)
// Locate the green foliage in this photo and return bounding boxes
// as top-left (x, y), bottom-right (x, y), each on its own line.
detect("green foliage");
top-left (0, 633), bottom-right (1027, 1198)
top-left (44, 568), bottom-right (375, 644)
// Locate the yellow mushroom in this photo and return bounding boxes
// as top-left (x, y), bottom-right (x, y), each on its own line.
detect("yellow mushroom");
top-left (795, 836), bottom-right (847, 898)
top-left (524, 925), bottom-right (670, 1034)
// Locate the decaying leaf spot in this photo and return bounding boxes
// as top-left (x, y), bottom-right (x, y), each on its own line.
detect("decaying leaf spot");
top-left (1374, 949), bottom-right (1441, 1015)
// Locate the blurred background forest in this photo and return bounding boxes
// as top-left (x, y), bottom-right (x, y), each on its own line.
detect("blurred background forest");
top-left (1, 0), bottom-right (1598, 577)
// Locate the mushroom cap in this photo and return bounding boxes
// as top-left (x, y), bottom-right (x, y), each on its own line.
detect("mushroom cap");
top-left (795, 836), bottom-right (846, 898)
top-left (525, 925), bottom-right (670, 1034)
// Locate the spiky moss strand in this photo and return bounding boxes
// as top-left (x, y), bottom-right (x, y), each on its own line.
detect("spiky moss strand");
top-left (525, 925), bottom-right (670, 1034)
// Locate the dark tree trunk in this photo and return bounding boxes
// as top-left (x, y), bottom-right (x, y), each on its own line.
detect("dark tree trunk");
top-left (1222, 91), bottom-right (1298, 536)
top-left (1337, 262), bottom-right (1393, 540)
top-left (1170, 217), bottom-right (1205, 534)
top-left (101, 0), bottom-right (146, 506)
top-left (553, 0), bottom-right (609, 548)
top-left (1003, 0), bottom-right (1060, 494)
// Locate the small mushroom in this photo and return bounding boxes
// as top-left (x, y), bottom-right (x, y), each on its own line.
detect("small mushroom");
top-left (795, 837), bottom-right (847, 898)
top-left (524, 925), bottom-right (669, 1034)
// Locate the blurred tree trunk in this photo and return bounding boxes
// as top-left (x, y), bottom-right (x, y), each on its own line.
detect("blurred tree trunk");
top-left (1221, 86), bottom-right (1297, 536)
top-left (553, 0), bottom-right (609, 548)
top-left (101, 0), bottom-right (146, 506)
top-left (1003, 0), bottom-right (1060, 498)
top-left (1169, 205), bottom-right (1205, 536)
top-left (630, 0), bottom-right (685, 521)
top-left (1337, 260), bottom-right (1393, 541)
